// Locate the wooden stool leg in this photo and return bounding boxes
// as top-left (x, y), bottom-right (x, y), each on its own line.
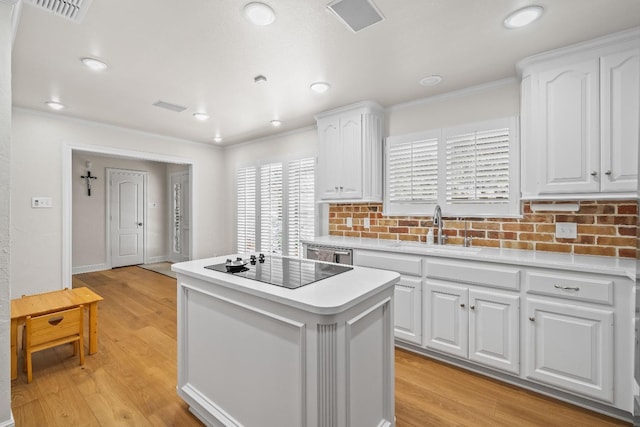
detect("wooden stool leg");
top-left (26, 350), bottom-right (33, 384)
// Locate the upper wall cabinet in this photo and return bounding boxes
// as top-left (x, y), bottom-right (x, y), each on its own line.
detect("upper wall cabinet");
top-left (315, 101), bottom-right (384, 202)
top-left (519, 28), bottom-right (639, 199)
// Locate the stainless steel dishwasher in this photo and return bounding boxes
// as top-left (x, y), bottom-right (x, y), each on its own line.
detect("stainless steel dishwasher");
top-left (305, 244), bottom-right (353, 265)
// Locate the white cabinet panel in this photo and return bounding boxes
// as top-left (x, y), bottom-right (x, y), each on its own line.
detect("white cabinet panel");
top-left (316, 102), bottom-right (383, 202)
top-left (394, 277), bottom-right (422, 345)
top-left (537, 59), bottom-right (600, 194)
top-left (600, 48), bottom-right (640, 192)
top-left (526, 298), bottom-right (614, 402)
top-left (424, 281), bottom-right (468, 358)
top-left (469, 290), bottom-right (520, 374)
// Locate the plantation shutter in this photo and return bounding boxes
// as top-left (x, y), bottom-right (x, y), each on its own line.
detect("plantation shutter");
top-left (287, 158), bottom-right (315, 257)
top-left (236, 166), bottom-right (256, 253)
top-left (445, 126), bottom-right (510, 203)
top-left (260, 162), bottom-right (283, 254)
top-left (387, 136), bottom-right (439, 203)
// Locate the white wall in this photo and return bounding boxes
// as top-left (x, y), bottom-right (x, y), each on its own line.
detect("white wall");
top-left (223, 127), bottom-right (318, 252)
top-left (385, 78), bottom-right (520, 136)
top-left (11, 109), bottom-right (228, 297)
top-left (0, 2), bottom-right (16, 425)
top-left (72, 153), bottom-right (172, 272)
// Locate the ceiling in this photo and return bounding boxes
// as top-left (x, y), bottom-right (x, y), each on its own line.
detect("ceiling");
top-left (11, 0), bottom-right (640, 146)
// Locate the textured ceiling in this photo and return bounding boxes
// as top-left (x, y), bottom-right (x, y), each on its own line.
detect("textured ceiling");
top-left (11, 0), bottom-right (640, 145)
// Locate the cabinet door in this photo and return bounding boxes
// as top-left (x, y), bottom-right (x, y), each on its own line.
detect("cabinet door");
top-left (600, 48), bottom-right (639, 192)
top-left (525, 299), bottom-right (613, 402)
top-left (339, 112), bottom-right (363, 199)
top-left (468, 290), bottom-right (520, 374)
top-left (394, 277), bottom-right (422, 345)
top-left (537, 59), bottom-right (600, 194)
top-left (317, 118), bottom-right (342, 199)
top-left (424, 280), bottom-right (468, 358)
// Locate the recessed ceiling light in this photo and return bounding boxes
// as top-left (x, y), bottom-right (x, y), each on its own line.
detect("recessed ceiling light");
top-left (213, 136), bottom-right (223, 143)
top-left (81, 57), bottom-right (108, 71)
top-left (45, 101), bottom-right (65, 110)
top-left (270, 119), bottom-right (282, 127)
top-left (310, 82), bottom-right (331, 93)
top-left (243, 2), bottom-right (275, 26)
top-left (193, 112), bottom-right (210, 121)
top-left (504, 5), bottom-right (544, 29)
top-left (419, 75), bottom-right (443, 87)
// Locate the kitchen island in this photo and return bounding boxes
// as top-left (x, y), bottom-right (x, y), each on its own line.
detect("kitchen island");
top-left (172, 255), bottom-right (400, 427)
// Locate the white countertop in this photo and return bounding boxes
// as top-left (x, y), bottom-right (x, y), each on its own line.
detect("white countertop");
top-left (172, 255), bottom-right (400, 315)
top-left (303, 236), bottom-right (637, 280)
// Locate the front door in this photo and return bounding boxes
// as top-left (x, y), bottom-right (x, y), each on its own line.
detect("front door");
top-left (110, 169), bottom-right (145, 268)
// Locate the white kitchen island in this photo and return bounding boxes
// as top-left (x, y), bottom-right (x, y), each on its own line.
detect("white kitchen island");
top-left (172, 255), bottom-right (400, 427)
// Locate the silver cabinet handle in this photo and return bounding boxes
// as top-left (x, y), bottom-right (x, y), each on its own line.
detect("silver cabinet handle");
top-left (554, 284), bottom-right (580, 291)
top-left (470, 305), bottom-right (475, 310)
top-left (460, 303), bottom-right (465, 308)
top-left (605, 170), bottom-right (612, 175)
top-left (590, 171), bottom-right (598, 176)
top-left (529, 317), bottom-right (535, 322)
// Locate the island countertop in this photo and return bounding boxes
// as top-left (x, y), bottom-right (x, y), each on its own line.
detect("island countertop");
top-left (172, 255), bottom-right (400, 315)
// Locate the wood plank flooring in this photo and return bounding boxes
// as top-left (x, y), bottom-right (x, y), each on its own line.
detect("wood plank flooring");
top-left (11, 266), bottom-right (631, 426)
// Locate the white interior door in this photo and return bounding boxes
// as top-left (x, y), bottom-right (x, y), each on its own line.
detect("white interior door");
top-left (110, 169), bottom-right (145, 268)
top-left (170, 171), bottom-right (190, 262)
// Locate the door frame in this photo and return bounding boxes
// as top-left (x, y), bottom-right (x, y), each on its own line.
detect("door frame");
top-left (62, 143), bottom-right (196, 288)
top-left (106, 168), bottom-right (148, 268)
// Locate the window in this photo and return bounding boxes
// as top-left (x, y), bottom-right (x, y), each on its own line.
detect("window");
top-left (236, 157), bottom-right (315, 257)
top-left (385, 117), bottom-right (519, 217)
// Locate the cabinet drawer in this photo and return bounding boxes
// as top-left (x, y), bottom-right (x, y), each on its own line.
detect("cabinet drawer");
top-left (355, 251), bottom-right (422, 276)
top-left (425, 259), bottom-right (520, 291)
top-left (526, 271), bottom-right (613, 305)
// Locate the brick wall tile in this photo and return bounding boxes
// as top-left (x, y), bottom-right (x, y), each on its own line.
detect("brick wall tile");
top-left (577, 225), bottom-right (617, 235)
top-left (597, 236), bottom-right (636, 247)
top-left (502, 241), bottom-right (534, 250)
top-left (618, 204), bottom-right (638, 215)
top-left (618, 248), bottom-right (636, 258)
top-left (472, 239), bottom-right (500, 248)
top-left (574, 245), bottom-right (616, 257)
top-left (618, 226), bottom-right (636, 236)
top-left (536, 243), bottom-right (572, 253)
top-left (399, 234), bottom-right (420, 242)
top-left (520, 233), bottom-right (554, 242)
top-left (504, 223), bottom-right (534, 232)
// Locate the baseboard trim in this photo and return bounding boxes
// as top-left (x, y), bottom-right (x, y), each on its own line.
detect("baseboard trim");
top-left (146, 256), bottom-right (169, 264)
top-left (72, 263), bottom-right (109, 274)
top-left (0, 412), bottom-right (15, 427)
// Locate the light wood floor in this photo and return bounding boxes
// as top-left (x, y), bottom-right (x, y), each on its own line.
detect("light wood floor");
top-left (11, 266), bottom-right (631, 426)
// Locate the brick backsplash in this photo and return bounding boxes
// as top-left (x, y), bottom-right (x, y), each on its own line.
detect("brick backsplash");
top-left (328, 200), bottom-right (638, 258)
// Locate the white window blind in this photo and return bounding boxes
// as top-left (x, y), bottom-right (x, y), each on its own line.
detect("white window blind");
top-left (388, 137), bottom-right (439, 203)
top-left (236, 166), bottom-right (256, 253)
top-left (260, 162), bottom-right (283, 255)
top-left (236, 157), bottom-right (315, 257)
top-left (287, 158), bottom-right (315, 257)
top-left (445, 127), bottom-right (510, 203)
top-left (384, 117), bottom-right (519, 217)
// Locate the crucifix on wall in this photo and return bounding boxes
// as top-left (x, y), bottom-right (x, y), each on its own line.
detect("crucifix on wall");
top-left (81, 166), bottom-right (98, 196)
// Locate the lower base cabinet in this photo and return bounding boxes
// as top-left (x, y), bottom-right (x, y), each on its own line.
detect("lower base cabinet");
top-left (424, 280), bottom-right (520, 374)
top-left (525, 298), bottom-right (614, 403)
top-left (394, 276), bottom-right (422, 345)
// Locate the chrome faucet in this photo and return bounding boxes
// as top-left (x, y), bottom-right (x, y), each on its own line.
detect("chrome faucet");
top-left (433, 204), bottom-right (446, 245)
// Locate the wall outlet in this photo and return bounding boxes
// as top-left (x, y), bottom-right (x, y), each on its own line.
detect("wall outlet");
top-left (363, 217), bottom-right (370, 229)
top-left (31, 197), bottom-right (52, 208)
top-left (346, 217), bottom-right (353, 227)
top-left (555, 222), bottom-right (577, 239)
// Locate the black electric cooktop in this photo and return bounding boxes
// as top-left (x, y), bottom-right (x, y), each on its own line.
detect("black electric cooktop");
top-left (204, 254), bottom-right (352, 289)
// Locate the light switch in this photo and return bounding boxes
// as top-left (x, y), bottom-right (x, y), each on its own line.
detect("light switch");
top-left (346, 217), bottom-right (353, 227)
top-left (363, 217), bottom-right (370, 229)
top-left (555, 222), bottom-right (577, 239)
top-left (31, 197), bottom-right (52, 208)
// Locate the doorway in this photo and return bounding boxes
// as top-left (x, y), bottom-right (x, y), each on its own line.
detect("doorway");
top-left (170, 171), bottom-right (190, 263)
top-left (108, 169), bottom-right (146, 268)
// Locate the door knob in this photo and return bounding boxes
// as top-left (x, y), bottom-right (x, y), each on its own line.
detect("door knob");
top-left (137, 222), bottom-right (143, 226)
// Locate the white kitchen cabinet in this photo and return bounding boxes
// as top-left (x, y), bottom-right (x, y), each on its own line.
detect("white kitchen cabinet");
top-left (519, 29), bottom-right (639, 199)
top-left (525, 298), bottom-right (614, 403)
top-left (424, 279), bottom-right (520, 374)
top-left (354, 249), bottom-right (423, 345)
top-left (394, 276), bottom-right (422, 344)
top-left (315, 101), bottom-right (383, 202)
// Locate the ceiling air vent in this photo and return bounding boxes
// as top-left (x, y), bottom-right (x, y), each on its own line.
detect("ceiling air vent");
top-left (328, 0), bottom-right (384, 32)
top-left (25, 0), bottom-right (94, 23)
top-left (153, 101), bottom-right (188, 113)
